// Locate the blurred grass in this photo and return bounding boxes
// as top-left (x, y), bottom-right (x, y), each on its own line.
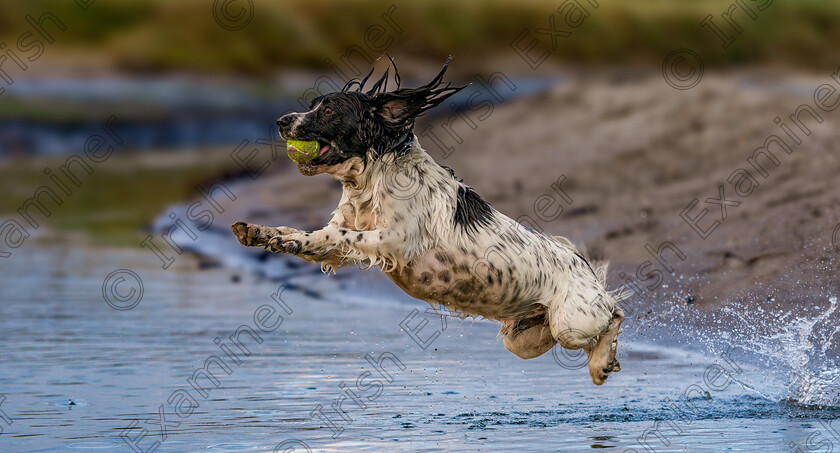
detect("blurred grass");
top-left (0, 0), bottom-right (838, 74)
top-left (0, 149), bottom-right (246, 246)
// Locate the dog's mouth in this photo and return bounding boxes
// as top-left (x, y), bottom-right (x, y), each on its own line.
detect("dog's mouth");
top-left (293, 138), bottom-right (334, 175)
top-left (306, 139), bottom-right (333, 162)
top-left (317, 141), bottom-right (331, 157)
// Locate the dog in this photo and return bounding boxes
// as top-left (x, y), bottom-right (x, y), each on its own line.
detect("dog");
top-left (231, 59), bottom-right (625, 385)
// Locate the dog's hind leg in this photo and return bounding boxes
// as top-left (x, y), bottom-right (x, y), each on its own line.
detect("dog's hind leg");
top-left (586, 306), bottom-right (624, 385)
top-left (501, 317), bottom-right (556, 359)
top-left (548, 288), bottom-right (619, 385)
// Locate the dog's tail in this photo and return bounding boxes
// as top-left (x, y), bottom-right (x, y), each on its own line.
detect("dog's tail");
top-left (592, 260), bottom-right (631, 306)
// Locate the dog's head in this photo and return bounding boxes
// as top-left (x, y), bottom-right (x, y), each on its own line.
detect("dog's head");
top-left (277, 58), bottom-right (464, 177)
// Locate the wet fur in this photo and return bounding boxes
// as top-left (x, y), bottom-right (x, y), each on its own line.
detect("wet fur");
top-left (232, 60), bottom-right (625, 385)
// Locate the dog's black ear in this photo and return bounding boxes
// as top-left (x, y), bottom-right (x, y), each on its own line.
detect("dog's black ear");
top-left (371, 58), bottom-right (465, 127)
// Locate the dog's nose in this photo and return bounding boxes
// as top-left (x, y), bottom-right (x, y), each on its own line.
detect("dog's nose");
top-left (276, 115), bottom-right (293, 128)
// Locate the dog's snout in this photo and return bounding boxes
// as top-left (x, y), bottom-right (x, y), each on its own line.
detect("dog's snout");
top-left (276, 115), bottom-right (293, 128)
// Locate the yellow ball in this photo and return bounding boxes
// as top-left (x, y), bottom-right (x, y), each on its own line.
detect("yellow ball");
top-left (286, 139), bottom-right (320, 163)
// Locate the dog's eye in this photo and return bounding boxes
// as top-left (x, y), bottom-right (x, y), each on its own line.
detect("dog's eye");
top-left (324, 107), bottom-right (334, 115)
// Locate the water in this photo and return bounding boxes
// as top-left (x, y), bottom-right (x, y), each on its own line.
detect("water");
top-left (1, 245), bottom-right (839, 452)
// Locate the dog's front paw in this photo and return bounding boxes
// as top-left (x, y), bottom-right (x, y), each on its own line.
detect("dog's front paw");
top-left (231, 222), bottom-right (270, 247)
top-left (267, 235), bottom-right (303, 254)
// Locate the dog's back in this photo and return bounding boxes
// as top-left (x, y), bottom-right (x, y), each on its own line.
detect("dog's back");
top-left (352, 145), bottom-right (615, 324)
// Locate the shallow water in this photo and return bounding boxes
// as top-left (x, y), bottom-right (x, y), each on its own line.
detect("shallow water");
top-left (1, 245), bottom-right (839, 452)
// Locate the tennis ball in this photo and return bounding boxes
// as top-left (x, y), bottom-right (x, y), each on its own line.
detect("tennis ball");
top-left (286, 139), bottom-right (320, 164)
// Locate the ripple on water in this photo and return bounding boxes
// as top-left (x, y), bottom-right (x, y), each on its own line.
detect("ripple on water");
top-left (3, 245), bottom-right (840, 452)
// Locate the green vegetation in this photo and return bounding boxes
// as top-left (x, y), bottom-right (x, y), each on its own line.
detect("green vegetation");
top-left (1, 0), bottom-right (838, 74)
top-left (0, 149), bottom-right (246, 246)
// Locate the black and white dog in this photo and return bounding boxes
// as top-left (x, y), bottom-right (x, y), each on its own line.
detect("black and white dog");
top-left (232, 60), bottom-right (624, 385)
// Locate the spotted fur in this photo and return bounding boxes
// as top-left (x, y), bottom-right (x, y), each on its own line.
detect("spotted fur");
top-left (232, 60), bottom-right (625, 385)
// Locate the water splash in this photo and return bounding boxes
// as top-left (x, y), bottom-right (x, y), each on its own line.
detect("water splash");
top-left (627, 286), bottom-right (840, 408)
top-left (717, 295), bottom-right (840, 407)
top-left (784, 296), bottom-right (840, 406)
